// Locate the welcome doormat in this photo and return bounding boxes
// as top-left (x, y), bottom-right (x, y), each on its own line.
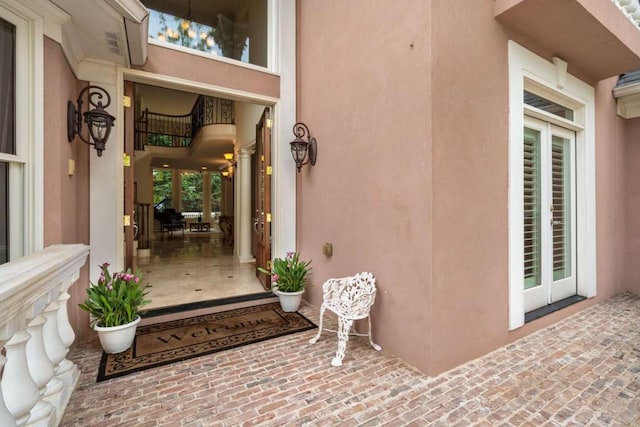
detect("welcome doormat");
top-left (97, 303), bottom-right (316, 382)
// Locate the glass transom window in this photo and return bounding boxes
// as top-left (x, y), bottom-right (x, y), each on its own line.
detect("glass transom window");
top-left (524, 90), bottom-right (574, 121)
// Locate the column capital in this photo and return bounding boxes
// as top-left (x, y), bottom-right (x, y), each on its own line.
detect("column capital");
top-left (238, 148), bottom-right (255, 158)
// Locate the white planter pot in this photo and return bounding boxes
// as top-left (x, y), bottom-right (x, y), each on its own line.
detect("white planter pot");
top-left (274, 290), bottom-right (304, 312)
top-left (94, 316), bottom-right (141, 354)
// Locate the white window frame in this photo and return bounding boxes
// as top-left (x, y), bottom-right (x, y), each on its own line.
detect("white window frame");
top-left (508, 41), bottom-right (596, 330)
top-left (146, 0), bottom-right (279, 74)
top-left (0, 0), bottom-right (44, 260)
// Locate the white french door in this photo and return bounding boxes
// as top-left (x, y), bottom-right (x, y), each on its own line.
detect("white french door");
top-left (523, 116), bottom-right (577, 312)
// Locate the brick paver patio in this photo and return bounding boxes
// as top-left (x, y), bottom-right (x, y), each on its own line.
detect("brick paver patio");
top-left (60, 293), bottom-right (640, 426)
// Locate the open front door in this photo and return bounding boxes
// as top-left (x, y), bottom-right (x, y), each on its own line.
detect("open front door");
top-left (255, 107), bottom-right (272, 289)
top-left (124, 82), bottom-right (135, 270)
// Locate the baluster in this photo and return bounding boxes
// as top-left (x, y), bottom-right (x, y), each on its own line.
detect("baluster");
top-left (24, 315), bottom-right (55, 426)
top-left (0, 354), bottom-right (18, 427)
top-left (2, 331), bottom-right (40, 426)
top-left (56, 292), bottom-right (75, 349)
top-left (42, 302), bottom-right (76, 410)
top-left (42, 301), bottom-right (73, 413)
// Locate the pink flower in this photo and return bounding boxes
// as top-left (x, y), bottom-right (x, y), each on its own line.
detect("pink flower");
top-left (286, 252), bottom-right (295, 259)
top-left (272, 274), bottom-right (279, 282)
top-left (107, 284), bottom-right (113, 291)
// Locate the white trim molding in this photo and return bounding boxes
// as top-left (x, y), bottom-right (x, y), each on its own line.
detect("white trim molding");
top-left (508, 41), bottom-right (597, 330)
top-left (0, 0), bottom-right (45, 257)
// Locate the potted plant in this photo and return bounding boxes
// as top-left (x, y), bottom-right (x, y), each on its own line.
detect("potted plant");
top-left (259, 252), bottom-right (311, 312)
top-left (79, 263), bottom-right (150, 353)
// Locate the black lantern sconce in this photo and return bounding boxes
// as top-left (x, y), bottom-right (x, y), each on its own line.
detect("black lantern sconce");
top-left (290, 122), bottom-right (317, 172)
top-left (67, 85), bottom-right (116, 157)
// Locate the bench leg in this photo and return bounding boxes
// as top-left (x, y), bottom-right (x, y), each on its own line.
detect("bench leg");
top-left (332, 318), bottom-right (353, 367)
top-left (367, 316), bottom-right (382, 351)
top-left (309, 304), bottom-right (326, 344)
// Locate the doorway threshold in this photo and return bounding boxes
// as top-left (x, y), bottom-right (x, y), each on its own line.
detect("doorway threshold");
top-left (525, 295), bottom-right (586, 323)
top-left (143, 291), bottom-right (275, 318)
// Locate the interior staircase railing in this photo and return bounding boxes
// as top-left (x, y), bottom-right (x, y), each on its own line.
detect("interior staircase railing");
top-left (135, 95), bottom-right (235, 151)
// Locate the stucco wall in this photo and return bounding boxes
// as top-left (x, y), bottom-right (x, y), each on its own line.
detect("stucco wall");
top-left (624, 117), bottom-right (640, 294)
top-left (429, 1), bottom-right (511, 374)
top-left (43, 36), bottom-right (91, 338)
top-left (137, 44), bottom-right (279, 100)
top-left (297, 1), bottom-right (433, 372)
top-left (297, 0), bottom-right (633, 376)
top-left (595, 77), bottom-right (628, 299)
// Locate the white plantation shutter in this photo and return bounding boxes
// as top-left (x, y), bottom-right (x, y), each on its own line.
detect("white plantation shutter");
top-left (523, 128), bottom-right (541, 289)
top-left (551, 137), bottom-right (571, 280)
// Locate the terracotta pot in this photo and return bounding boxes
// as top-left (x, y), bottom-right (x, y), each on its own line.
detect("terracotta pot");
top-left (94, 316), bottom-right (141, 353)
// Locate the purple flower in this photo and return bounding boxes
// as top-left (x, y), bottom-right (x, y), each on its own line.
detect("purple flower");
top-left (286, 252), bottom-right (295, 259)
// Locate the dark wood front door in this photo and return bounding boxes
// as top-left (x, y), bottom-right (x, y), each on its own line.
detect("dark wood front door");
top-left (255, 107), bottom-right (272, 289)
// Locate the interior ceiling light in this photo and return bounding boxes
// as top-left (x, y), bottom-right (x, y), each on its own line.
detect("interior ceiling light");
top-left (223, 152), bottom-right (234, 160)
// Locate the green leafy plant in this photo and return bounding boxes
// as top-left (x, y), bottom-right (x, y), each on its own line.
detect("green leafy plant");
top-left (78, 263), bottom-right (151, 328)
top-left (258, 252), bottom-right (312, 293)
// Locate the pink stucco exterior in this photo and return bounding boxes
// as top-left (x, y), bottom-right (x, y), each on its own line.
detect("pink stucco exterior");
top-left (42, 36), bottom-right (92, 338)
top-left (27, 0), bottom-right (640, 375)
top-left (296, 0), bottom-right (640, 375)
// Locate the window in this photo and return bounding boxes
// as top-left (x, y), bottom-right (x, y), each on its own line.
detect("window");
top-left (0, 16), bottom-right (14, 264)
top-left (144, 0), bottom-right (269, 68)
top-left (0, 2), bottom-right (43, 263)
top-left (508, 41), bottom-right (596, 330)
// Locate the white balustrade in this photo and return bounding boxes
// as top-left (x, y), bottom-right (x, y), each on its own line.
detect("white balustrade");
top-left (0, 244), bottom-right (89, 427)
top-left (613, 0), bottom-right (640, 26)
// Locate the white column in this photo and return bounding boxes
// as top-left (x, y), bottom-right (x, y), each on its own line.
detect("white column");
top-left (202, 171), bottom-right (211, 222)
top-left (172, 170), bottom-right (182, 212)
top-left (272, 0), bottom-right (298, 258)
top-left (2, 331), bottom-right (40, 426)
top-left (237, 149), bottom-right (254, 263)
top-left (0, 354), bottom-right (17, 427)
top-left (90, 81), bottom-right (123, 281)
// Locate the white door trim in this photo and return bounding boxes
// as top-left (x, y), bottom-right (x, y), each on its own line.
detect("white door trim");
top-left (508, 41), bottom-right (596, 330)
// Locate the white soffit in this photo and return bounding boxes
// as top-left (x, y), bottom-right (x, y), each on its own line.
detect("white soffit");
top-left (614, 83), bottom-right (640, 119)
top-left (50, 0), bottom-right (148, 72)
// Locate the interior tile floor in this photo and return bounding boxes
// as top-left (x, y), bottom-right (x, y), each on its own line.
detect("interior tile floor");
top-left (137, 230), bottom-right (266, 310)
top-left (61, 292), bottom-right (640, 426)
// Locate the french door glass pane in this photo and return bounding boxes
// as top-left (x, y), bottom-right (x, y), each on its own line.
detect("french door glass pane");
top-left (0, 17), bottom-right (16, 155)
top-left (523, 128), bottom-right (541, 289)
top-left (0, 162), bottom-right (7, 264)
top-left (552, 136), bottom-right (572, 280)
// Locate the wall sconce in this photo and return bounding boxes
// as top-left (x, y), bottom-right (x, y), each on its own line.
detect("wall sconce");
top-left (223, 152), bottom-right (234, 161)
top-left (67, 85), bottom-right (116, 157)
top-left (290, 122), bottom-right (317, 172)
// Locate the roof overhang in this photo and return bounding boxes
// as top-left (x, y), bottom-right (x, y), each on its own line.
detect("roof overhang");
top-left (495, 0), bottom-right (640, 81)
top-left (50, 0), bottom-right (149, 74)
top-left (614, 78), bottom-right (640, 118)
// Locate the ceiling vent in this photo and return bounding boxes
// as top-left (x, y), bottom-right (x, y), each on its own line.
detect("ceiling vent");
top-left (104, 31), bottom-right (122, 55)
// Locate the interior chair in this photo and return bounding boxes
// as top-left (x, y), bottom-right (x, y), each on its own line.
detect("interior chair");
top-left (309, 271), bottom-right (382, 366)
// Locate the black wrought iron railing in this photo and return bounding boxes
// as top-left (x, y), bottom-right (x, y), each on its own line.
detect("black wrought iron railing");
top-left (135, 95), bottom-right (235, 150)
